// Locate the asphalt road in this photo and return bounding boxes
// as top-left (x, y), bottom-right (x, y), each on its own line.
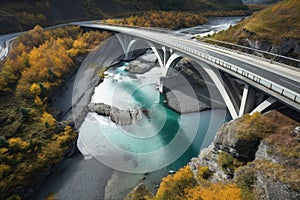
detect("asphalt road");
top-left (0, 33), bottom-right (20, 61)
top-left (1, 22), bottom-right (299, 98)
top-left (79, 24), bottom-right (300, 96)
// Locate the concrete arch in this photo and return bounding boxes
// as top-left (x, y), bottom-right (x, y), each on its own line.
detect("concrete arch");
top-left (124, 38), bottom-right (183, 76)
top-left (125, 39), bottom-right (137, 60)
top-left (195, 60), bottom-right (239, 119)
top-left (164, 53), bottom-right (183, 76)
top-left (114, 34), bottom-right (238, 118)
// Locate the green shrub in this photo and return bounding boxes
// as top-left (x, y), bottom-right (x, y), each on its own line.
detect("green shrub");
top-left (235, 166), bottom-right (256, 200)
top-left (218, 151), bottom-right (245, 177)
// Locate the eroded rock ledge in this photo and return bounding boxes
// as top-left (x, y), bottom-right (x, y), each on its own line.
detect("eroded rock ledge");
top-left (189, 110), bottom-right (300, 199)
top-left (88, 103), bottom-right (144, 125)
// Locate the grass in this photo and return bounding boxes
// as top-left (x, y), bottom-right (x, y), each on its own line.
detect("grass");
top-left (211, 0), bottom-right (300, 43)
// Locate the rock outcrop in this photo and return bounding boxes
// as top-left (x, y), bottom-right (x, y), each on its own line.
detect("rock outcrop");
top-left (126, 60), bottom-right (156, 74)
top-left (190, 117), bottom-right (260, 180)
top-left (189, 111), bottom-right (300, 199)
top-left (88, 103), bottom-right (144, 125)
top-left (246, 38), bottom-right (300, 61)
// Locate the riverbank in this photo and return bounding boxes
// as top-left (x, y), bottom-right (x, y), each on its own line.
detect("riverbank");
top-left (34, 16), bottom-right (242, 199)
top-left (79, 50), bottom-right (230, 199)
top-left (34, 35), bottom-right (155, 199)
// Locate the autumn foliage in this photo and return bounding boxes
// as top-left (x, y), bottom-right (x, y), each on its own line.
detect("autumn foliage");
top-left (104, 11), bottom-right (208, 30)
top-left (186, 183), bottom-right (242, 200)
top-left (151, 165), bottom-right (242, 200)
top-left (0, 25), bottom-right (110, 199)
top-left (156, 166), bottom-right (197, 199)
top-left (0, 25), bottom-right (110, 97)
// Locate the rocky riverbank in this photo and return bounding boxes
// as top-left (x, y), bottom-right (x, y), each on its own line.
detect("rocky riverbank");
top-left (162, 60), bottom-right (225, 114)
top-left (125, 51), bottom-right (157, 74)
top-left (125, 110), bottom-right (300, 199)
top-left (189, 110), bottom-right (300, 199)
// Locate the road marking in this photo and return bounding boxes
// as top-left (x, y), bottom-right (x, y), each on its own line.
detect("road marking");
top-left (242, 64), bottom-right (257, 71)
top-left (280, 79), bottom-right (300, 89)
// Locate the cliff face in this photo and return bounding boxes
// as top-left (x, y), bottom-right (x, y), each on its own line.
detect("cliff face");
top-left (244, 36), bottom-right (300, 64)
top-left (190, 110), bottom-right (300, 199)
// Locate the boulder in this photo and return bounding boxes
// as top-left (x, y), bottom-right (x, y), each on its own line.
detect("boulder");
top-left (126, 60), bottom-right (156, 74)
top-left (110, 106), bottom-right (132, 125)
top-left (213, 120), bottom-right (260, 162)
top-left (88, 103), bottom-right (143, 125)
top-left (88, 103), bottom-right (111, 116)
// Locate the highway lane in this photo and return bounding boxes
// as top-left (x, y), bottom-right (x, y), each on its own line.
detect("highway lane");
top-left (114, 26), bottom-right (300, 94)
top-left (0, 33), bottom-right (20, 61)
top-left (0, 22), bottom-right (78, 61)
top-left (2, 22), bottom-right (300, 97)
top-left (134, 30), bottom-right (300, 90)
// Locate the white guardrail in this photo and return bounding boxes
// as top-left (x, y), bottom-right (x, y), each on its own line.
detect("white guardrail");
top-left (138, 32), bottom-right (300, 105)
top-left (83, 23), bottom-right (300, 105)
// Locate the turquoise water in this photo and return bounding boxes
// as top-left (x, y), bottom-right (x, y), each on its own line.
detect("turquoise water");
top-left (78, 65), bottom-right (229, 173)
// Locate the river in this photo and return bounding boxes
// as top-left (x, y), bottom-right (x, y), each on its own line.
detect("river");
top-left (34, 16), bottom-right (243, 200)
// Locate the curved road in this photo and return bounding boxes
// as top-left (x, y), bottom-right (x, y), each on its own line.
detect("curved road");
top-left (77, 23), bottom-right (300, 104)
top-left (1, 22), bottom-right (299, 110)
top-left (0, 33), bottom-right (20, 61)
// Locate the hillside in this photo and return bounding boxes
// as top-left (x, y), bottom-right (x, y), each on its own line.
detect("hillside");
top-left (211, 0), bottom-right (300, 59)
top-left (0, 0), bottom-right (248, 34)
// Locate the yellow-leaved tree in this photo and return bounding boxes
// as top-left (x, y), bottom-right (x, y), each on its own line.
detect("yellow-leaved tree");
top-left (185, 183), bottom-right (242, 200)
top-left (40, 112), bottom-right (56, 128)
top-left (8, 137), bottom-right (30, 152)
top-left (156, 166), bottom-right (197, 200)
top-left (30, 83), bottom-right (41, 96)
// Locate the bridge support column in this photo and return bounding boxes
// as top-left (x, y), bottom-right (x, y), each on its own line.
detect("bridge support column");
top-left (159, 75), bottom-right (182, 93)
top-left (159, 77), bottom-right (164, 93)
top-left (149, 44), bottom-right (183, 92)
top-left (239, 84), bottom-right (256, 117)
top-left (115, 34), bottom-right (137, 61)
top-left (198, 62), bottom-right (239, 119)
top-left (250, 97), bottom-right (276, 114)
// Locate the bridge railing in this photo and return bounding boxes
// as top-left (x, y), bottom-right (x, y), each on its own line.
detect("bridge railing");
top-left (96, 22), bottom-right (300, 68)
top-left (82, 23), bottom-right (300, 105)
top-left (198, 38), bottom-right (300, 69)
top-left (142, 35), bottom-right (300, 105)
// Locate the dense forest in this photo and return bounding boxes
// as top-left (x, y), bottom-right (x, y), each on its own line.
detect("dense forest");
top-left (0, 0), bottom-right (249, 34)
top-left (104, 11), bottom-right (208, 30)
top-left (0, 26), bottom-right (110, 199)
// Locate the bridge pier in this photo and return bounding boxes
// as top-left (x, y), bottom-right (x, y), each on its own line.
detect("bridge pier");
top-left (159, 75), bottom-right (182, 93)
top-left (251, 97), bottom-right (277, 114)
top-left (239, 84), bottom-right (256, 117)
top-left (112, 31), bottom-right (284, 119)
